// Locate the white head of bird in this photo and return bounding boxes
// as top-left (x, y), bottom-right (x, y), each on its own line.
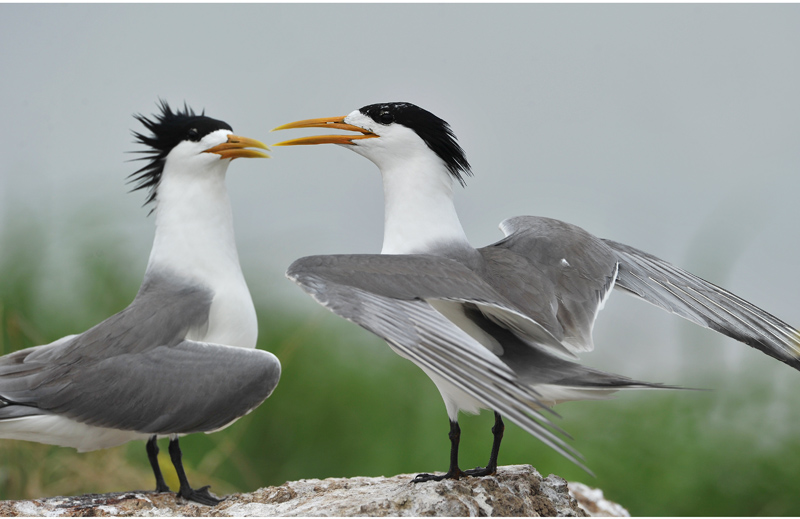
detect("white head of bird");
top-left (274, 102), bottom-right (472, 255)
top-left (131, 101), bottom-right (270, 348)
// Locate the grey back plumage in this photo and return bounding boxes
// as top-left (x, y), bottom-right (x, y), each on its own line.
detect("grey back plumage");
top-left (0, 271), bottom-right (280, 434)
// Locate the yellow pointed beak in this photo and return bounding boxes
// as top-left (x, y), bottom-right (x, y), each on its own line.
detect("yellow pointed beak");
top-left (204, 134), bottom-right (270, 160)
top-left (271, 116), bottom-right (378, 146)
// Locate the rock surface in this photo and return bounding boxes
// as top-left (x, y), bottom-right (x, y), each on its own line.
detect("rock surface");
top-left (567, 482), bottom-right (630, 517)
top-left (0, 465), bottom-right (628, 517)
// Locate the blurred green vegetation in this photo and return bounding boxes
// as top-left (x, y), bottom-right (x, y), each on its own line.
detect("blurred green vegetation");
top-left (1, 217), bottom-right (800, 516)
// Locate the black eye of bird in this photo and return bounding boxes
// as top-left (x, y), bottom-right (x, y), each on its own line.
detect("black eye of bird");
top-left (379, 111), bottom-right (395, 125)
top-left (187, 128), bottom-right (200, 141)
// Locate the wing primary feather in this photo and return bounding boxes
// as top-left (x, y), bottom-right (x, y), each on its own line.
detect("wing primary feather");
top-left (606, 239), bottom-right (800, 368)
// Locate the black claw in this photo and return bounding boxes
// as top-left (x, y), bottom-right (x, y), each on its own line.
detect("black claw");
top-left (168, 437), bottom-right (223, 506)
top-left (413, 469), bottom-right (464, 483)
top-left (178, 485), bottom-right (224, 506)
top-left (416, 413), bottom-right (504, 483)
top-left (413, 473), bottom-right (444, 483)
top-left (464, 466), bottom-right (496, 477)
top-left (413, 420), bottom-right (465, 483)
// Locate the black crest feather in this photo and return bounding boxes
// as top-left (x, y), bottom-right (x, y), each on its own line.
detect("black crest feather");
top-left (128, 100), bottom-right (232, 205)
top-left (359, 102), bottom-right (472, 186)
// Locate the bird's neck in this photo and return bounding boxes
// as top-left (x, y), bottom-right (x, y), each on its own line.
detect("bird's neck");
top-left (145, 163), bottom-right (257, 348)
top-left (379, 159), bottom-right (470, 255)
top-left (148, 172), bottom-right (240, 277)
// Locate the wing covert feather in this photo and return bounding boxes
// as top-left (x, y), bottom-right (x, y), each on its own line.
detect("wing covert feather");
top-left (486, 216), bottom-right (620, 353)
top-left (290, 254), bottom-right (572, 356)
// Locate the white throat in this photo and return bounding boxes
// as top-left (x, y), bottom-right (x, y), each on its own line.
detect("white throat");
top-left (145, 152), bottom-right (257, 348)
top-left (377, 157), bottom-right (470, 255)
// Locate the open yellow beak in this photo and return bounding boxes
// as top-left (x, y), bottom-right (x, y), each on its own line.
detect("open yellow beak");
top-left (204, 135), bottom-right (270, 160)
top-left (271, 116), bottom-right (378, 146)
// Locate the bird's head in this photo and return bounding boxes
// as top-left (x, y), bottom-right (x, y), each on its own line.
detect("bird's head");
top-left (272, 102), bottom-right (471, 186)
top-left (130, 100), bottom-right (269, 205)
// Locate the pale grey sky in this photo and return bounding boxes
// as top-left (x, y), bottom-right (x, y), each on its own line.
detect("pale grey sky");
top-left (1, 4), bottom-right (799, 382)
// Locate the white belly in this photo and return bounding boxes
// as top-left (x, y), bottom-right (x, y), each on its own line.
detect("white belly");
top-left (0, 415), bottom-right (150, 452)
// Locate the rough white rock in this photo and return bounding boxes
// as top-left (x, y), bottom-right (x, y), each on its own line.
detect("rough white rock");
top-left (0, 465), bottom-right (628, 517)
top-left (569, 482), bottom-right (630, 517)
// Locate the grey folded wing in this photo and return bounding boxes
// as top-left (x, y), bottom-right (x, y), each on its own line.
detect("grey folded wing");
top-left (287, 254), bottom-right (588, 470)
top-left (0, 340), bottom-right (281, 434)
top-left (604, 239), bottom-right (800, 370)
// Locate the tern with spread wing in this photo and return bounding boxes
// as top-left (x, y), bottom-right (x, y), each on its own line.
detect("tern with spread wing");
top-left (0, 102), bottom-right (281, 504)
top-left (273, 102), bottom-right (800, 481)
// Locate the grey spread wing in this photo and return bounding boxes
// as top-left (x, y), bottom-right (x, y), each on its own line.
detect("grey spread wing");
top-left (288, 253), bottom-right (573, 358)
top-left (604, 239), bottom-right (800, 370)
top-left (488, 216), bottom-right (621, 353)
top-left (287, 254), bottom-right (589, 469)
top-left (0, 339), bottom-right (280, 434)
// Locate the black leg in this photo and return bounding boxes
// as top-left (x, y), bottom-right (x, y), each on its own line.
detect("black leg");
top-left (413, 420), bottom-right (465, 482)
top-left (465, 412), bottom-right (504, 477)
top-left (146, 436), bottom-right (171, 493)
top-left (168, 437), bottom-right (224, 505)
